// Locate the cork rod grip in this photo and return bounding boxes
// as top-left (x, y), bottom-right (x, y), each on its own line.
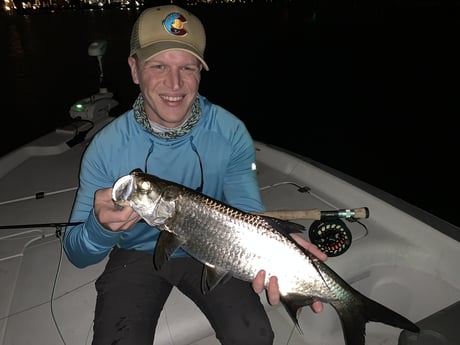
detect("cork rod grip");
top-left (254, 207), bottom-right (369, 220)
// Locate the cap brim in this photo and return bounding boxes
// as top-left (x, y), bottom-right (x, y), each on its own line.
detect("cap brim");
top-left (135, 41), bottom-right (209, 71)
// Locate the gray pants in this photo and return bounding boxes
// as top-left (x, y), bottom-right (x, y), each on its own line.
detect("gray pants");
top-left (92, 248), bottom-right (274, 345)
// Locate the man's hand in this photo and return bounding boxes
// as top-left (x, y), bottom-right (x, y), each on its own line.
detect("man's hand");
top-left (252, 233), bottom-right (327, 313)
top-left (94, 188), bottom-right (141, 231)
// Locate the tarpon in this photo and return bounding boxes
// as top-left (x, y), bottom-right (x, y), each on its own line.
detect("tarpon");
top-left (112, 169), bottom-right (420, 345)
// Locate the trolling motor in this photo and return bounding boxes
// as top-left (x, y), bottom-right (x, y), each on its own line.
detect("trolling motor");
top-left (69, 40), bottom-right (119, 122)
top-left (90, 40), bottom-right (107, 85)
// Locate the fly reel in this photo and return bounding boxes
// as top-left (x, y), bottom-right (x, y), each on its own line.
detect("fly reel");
top-left (308, 219), bottom-right (352, 257)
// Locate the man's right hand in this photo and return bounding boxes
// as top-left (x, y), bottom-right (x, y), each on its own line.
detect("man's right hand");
top-left (94, 188), bottom-right (141, 231)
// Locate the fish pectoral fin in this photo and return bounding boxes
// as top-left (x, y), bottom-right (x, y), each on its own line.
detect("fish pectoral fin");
top-left (280, 294), bottom-right (316, 334)
top-left (260, 216), bottom-right (306, 236)
top-left (153, 231), bottom-right (185, 270)
top-left (201, 265), bottom-right (233, 294)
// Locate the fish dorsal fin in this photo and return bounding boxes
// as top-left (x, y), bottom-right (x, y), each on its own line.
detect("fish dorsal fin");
top-left (259, 215), bottom-right (306, 236)
top-left (153, 231), bottom-right (186, 270)
top-left (280, 293), bottom-right (316, 334)
top-left (201, 265), bottom-right (233, 294)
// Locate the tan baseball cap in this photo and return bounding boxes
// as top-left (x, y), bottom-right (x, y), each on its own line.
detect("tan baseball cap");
top-left (130, 5), bottom-right (209, 71)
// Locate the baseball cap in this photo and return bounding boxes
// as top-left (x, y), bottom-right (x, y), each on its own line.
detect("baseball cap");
top-left (130, 5), bottom-right (209, 71)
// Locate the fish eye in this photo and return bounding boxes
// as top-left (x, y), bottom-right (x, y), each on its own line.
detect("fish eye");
top-left (137, 179), bottom-right (152, 193)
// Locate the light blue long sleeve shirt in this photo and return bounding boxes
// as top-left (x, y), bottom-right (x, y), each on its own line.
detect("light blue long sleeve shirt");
top-left (63, 95), bottom-right (265, 268)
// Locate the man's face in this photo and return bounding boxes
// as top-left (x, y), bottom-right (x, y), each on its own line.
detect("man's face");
top-left (128, 50), bottom-right (202, 128)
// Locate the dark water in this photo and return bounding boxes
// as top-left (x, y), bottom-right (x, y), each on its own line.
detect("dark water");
top-left (2, 3), bottom-right (460, 228)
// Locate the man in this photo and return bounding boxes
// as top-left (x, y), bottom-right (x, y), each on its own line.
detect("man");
top-left (64, 5), bottom-right (325, 345)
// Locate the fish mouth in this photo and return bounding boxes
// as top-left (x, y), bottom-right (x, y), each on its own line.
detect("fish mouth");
top-left (112, 174), bottom-right (135, 206)
top-left (111, 173), bottom-right (170, 227)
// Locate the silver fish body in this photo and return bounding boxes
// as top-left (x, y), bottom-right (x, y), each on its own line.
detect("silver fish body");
top-left (112, 169), bottom-right (419, 345)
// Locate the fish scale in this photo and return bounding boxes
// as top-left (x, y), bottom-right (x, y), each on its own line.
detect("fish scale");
top-left (169, 193), bottom-right (320, 290)
top-left (171, 196), bottom-right (278, 279)
top-left (112, 169), bottom-right (420, 345)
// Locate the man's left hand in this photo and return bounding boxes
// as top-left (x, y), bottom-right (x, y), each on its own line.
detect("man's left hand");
top-left (251, 233), bottom-right (327, 313)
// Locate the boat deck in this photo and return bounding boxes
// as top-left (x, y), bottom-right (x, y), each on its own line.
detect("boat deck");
top-left (1, 135), bottom-right (459, 345)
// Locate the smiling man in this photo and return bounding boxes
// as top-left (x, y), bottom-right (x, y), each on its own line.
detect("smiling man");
top-left (63, 5), bottom-right (325, 345)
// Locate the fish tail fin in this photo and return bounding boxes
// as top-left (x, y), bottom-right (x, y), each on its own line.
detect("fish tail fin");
top-left (333, 294), bottom-right (420, 345)
top-left (336, 307), bottom-right (366, 345)
top-left (362, 294), bottom-right (420, 332)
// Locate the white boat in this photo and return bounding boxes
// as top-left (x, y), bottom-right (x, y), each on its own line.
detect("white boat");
top-left (1, 41), bottom-right (459, 345)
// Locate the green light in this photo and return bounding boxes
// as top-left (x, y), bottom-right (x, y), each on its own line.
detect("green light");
top-left (76, 104), bottom-right (84, 111)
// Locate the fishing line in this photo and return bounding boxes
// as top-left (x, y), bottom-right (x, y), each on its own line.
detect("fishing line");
top-left (285, 321), bottom-right (296, 345)
top-left (50, 224), bottom-right (94, 345)
top-left (51, 232), bottom-right (68, 345)
top-left (51, 228), bottom-right (101, 345)
top-left (260, 181), bottom-right (337, 209)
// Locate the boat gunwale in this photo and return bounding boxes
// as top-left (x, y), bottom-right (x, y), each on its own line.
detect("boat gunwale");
top-left (256, 141), bottom-right (460, 244)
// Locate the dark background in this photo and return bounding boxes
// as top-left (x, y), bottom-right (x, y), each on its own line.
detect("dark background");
top-left (2, 1), bottom-right (460, 226)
